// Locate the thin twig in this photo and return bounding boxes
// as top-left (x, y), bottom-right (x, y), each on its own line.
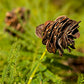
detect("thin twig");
top-left (27, 49), bottom-right (47, 84)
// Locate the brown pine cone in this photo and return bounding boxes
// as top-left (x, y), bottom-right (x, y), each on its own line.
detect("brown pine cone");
top-left (5, 7), bottom-right (30, 37)
top-left (36, 16), bottom-right (81, 56)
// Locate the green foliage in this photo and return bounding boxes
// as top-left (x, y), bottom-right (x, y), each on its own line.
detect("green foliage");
top-left (0, 0), bottom-right (84, 84)
top-left (77, 74), bottom-right (84, 84)
top-left (2, 42), bottom-right (21, 84)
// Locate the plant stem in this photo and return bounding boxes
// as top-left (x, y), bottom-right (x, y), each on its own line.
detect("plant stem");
top-left (27, 49), bottom-right (47, 84)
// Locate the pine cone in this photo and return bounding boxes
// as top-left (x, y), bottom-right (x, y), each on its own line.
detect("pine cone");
top-left (36, 16), bottom-right (81, 56)
top-left (5, 7), bottom-right (30, 37)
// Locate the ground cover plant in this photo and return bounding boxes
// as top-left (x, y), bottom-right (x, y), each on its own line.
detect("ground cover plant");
top-left (0, 0), bottom-right (84, 84)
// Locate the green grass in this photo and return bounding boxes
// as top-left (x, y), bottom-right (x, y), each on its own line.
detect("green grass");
top-left (0, 0), bottom-right (84, 84)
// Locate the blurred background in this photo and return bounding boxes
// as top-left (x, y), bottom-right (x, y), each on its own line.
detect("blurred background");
top-left (0, 0), bottom-right (84, 84)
